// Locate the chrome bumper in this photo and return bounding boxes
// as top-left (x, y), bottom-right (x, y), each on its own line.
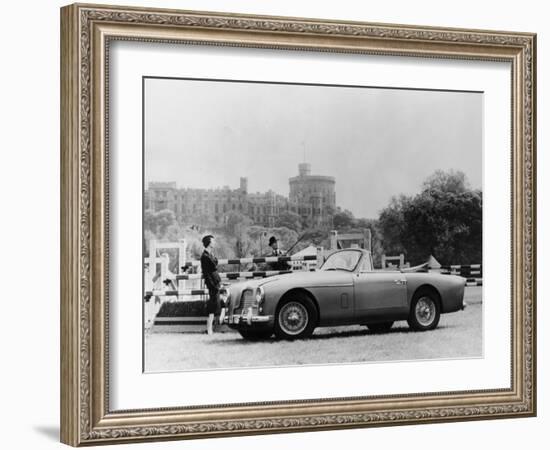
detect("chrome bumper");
top-left (224, 307), bottom-right (272, 326)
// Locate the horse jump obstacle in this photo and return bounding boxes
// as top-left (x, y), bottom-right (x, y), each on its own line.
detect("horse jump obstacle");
top-left (381, 254), bottom-right (410, 269)
top-left (180, 254), bottom-right (318, 268)
top-left (144, 240), bottom-right (187, 329)
top-left (145, 241), bottom-right (483, 332)
top-left (147, 247), bottom-right (321, 332)
top-left (149, 254), bottom-right (319, 302)
top-left (439, 264), bottom-right (483, 286)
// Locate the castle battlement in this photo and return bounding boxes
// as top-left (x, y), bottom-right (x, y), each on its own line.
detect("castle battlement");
top-left (145, 163), bottom-right (335, 229)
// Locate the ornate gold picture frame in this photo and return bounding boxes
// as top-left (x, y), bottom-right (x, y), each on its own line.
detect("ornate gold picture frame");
top-left (60, 3), bottom-right (536, 446)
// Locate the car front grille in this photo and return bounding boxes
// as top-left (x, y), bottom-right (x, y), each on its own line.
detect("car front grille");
top-left (235, 289), bottom-right (255, 314)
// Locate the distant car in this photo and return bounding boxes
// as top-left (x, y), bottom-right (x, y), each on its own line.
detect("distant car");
top-left (223, 248), bottom-right (466, 340)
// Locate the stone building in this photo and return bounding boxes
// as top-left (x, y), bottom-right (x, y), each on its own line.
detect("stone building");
top-left (247, 190), bottom-right (288, 228)
top-left (145, 163), bottom-right (335, 229)
top-left (289, 163), bottom-right (336, 229)
top-left (146, 179), bottom-right (248, 225)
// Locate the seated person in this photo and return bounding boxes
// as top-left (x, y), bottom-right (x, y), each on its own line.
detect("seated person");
top-left (264, 236), bottom-right (291, 272)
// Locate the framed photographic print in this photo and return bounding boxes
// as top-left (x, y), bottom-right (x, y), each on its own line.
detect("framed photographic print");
top-left (60, 3), bottom-right (537, 446)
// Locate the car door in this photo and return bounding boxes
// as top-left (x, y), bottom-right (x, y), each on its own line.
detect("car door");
top-left (353, 269), bottom-right (408, 319)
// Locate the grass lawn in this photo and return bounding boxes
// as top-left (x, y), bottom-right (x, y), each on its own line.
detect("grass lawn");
top-left (145, 287), bottom-right (482, 372)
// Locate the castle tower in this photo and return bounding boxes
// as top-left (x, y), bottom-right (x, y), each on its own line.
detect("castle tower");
top-left (298, 163), bottom-right (311, 177)
top-left (289, 163), bottom-right (335, 229)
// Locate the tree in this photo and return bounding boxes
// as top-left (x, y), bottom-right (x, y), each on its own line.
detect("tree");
top-left (144, 209), bottom-right (176, 236)
top-left (378, 171), bottom-right (482, 265)
top-left (378, 195), bottom-right (410, 256)
top-left (298, 228), bottom-right (327, 248)
top-left (422, 169), bottom-right (468, 194)
top-left (225, 212), bottom-right (252, 236)
top-left (333, 209), bottom-right (355, 230)
top-left (353, 218), bottom-right (384, 268)
top-left (355, 217), bottom-right (374, 229)
top-left (225, 212), bottom-right (254, 258)
top-left (245, 226), bottom-right (299, 256)
top-left (274, 211), bottom-right (302, 232)
top-left (234, 234), bottom-right (255, 259)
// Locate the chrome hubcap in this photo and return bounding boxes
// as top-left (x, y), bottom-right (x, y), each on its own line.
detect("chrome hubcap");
top-left (279, 302), bottom-right (308, 335)
top-left (415, 297), bottom-right (436, 326)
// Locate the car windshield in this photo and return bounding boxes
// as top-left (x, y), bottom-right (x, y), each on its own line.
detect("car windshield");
top-left (320, 250), bottom-right (362, 272)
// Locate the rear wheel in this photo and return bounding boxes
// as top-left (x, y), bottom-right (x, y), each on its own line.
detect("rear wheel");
top-left (366, 321), bottom-right (394, 333)
top-left (238, 329), bottom-right (273, 341)
top-left (407, 289), bottom-right (441, 331)
top-left (274, 293), bottom-right (317, 340)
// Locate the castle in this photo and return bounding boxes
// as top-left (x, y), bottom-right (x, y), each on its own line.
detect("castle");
top-left (145, 163), bottom-right (336, 229)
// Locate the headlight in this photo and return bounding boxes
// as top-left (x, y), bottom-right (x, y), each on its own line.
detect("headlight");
top-left (255, 286), bottom-right (265, 305)
top-left (220, 290), bottom-right (230, 305)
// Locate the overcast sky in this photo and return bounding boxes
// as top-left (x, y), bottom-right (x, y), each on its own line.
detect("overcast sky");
top-left (144, 78), bottom-right (482, 219)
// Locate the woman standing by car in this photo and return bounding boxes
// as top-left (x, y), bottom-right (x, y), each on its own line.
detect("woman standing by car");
top-left (200, 234), bottom-right (222, 335)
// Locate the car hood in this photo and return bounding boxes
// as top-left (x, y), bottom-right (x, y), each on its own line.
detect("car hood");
top-left (229, 270), bottom-right (354, 293)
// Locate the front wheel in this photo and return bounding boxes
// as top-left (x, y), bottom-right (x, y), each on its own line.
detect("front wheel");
top-left (274, 293), bottom-right (317, 340)
top-left (407, 289), bottom-right (441, 331)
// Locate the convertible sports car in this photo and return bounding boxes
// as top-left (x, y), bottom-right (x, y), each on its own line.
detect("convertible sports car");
top-left (223, 248), bottom-right (467, 340)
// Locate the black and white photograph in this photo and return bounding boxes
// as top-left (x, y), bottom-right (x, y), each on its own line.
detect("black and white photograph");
top-left (1, 0), bottom-right (543, 447)
top-left (143, 77), bottom-right (483, 373)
